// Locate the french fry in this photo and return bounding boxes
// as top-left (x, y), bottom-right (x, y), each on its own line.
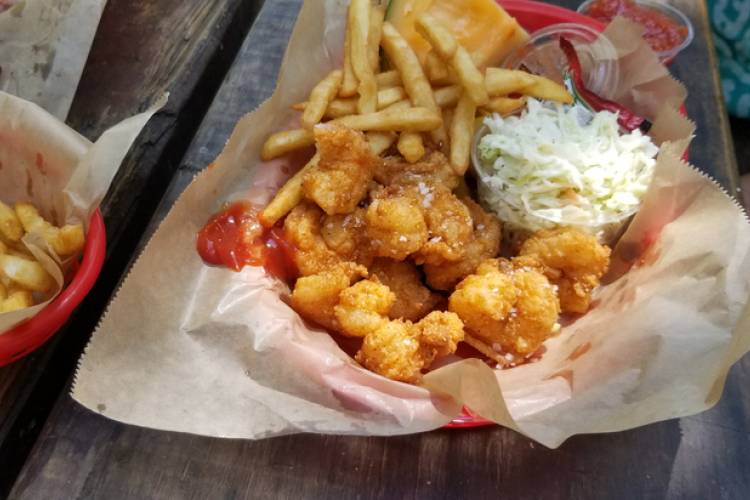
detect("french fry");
top-left (14, 203), bottom-right (85, 257)
top-left (0, 201), bottom-right (23, 243)
top-left (522, 74), bottom-right (574, 104)
top-left (375, 70), bottom-right (401, 88)
top-left (368, 5), bottom-right (385, 72)
top-left (415, 16), bottom-right (457, 60)
top-left (376, 86), bottom-right (407, 108)
top-left (397, 132), bottom-right (425, 163)
top-left (425, 50), bottom-right (454, 84)
top-left (294, 86), bottom-right (408, 119)
top-left (301, 70), bottom-right (343, 130)
top-left (0, 254), bottom-right (55, 293)
top-left (484, 68), bottom-right (536, 96)
top-left (433, 85), bottom-right (462, 108)
top-left (482, 96), bottom-right (527, 115)
top-left (0, 281), bottom-right (5, 300)
top-left (449, 93), bottom-right (476, 175)
top-left (416, 14), bottom-right (488, 106)
top-left (350, 0), bottom-right (377, 114)
top-left (259, 153), bottom-right (320, 227)
top-left (442, 107), bottom-right (455, 133)
top-left (261, 129), bottom-right (315, 161)
top-left (381, 22), bottom-right (446, 145)
top-left (0, 288), bottom-right (34, 313)
top-left (331, 106), bottom-right (441, 132)
top-left (367, 131), bottom-right (397, 155)
top-left (340, 13), bottom-right (358, 97)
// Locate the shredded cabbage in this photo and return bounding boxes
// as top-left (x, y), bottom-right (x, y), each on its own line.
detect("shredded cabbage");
top-left (475, 98), bottom-right (658, 236)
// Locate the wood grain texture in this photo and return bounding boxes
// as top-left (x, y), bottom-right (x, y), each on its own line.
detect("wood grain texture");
top-left (0, 0), bottom-right (264, 495)
top-left (9, 0), bottom-right (750, 499)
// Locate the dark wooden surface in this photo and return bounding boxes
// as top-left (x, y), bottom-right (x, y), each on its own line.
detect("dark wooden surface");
top-left (5, 0), bottom-right (750, 498)
top-left (0, 0), bottom-right (264, 495)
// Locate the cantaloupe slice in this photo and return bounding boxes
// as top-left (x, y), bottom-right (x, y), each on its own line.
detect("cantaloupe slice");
top-left (385, 0), bottom-right (529, 69)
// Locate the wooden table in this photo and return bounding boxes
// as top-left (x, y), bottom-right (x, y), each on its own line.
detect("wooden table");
top-left (3, 0), bottom-right (748, 498)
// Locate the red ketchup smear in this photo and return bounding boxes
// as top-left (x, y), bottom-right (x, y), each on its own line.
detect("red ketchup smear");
top-left (196, 201), bottom-right (298, 283)
top-left (586, 0), bottom-right (688, 53)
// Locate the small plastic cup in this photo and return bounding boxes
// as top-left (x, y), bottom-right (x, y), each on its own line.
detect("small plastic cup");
top-left (577, 0), bottom-right (694, 63)
top-left (502, 22), bottom-right (621, 100)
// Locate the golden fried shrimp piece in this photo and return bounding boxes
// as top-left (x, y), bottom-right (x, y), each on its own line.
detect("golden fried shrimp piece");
top-left (303, 125), bottom-right (379, 215)
top-left (449, 258), bottom-right (560, 361)
top-left (375, 151), bottom-right (460, 190)
top-left (423, 197), bottom-right (501, 290)
top-left (320, 208), bottom-right (373, 267)
top-left (519, 228), bottom-right (611, 314)
top-left (355, 311), bottom-right (464, 383)
top-left (334, 278), bottom-right (395, 337)
top-left (356, 320), bottom-right (424, 382)
top-left (369, 258), bottom-right (441, 321)
top-left (290, 267), bottom-right (355, 332)
top-left (284, 202), bottom-right (363, 278)
top-left (415, 310), bottom-right (464, 365)
top-left (413, 184), bottom-right (473, 265)
top-left (365, 195), bottom-right (428, 260)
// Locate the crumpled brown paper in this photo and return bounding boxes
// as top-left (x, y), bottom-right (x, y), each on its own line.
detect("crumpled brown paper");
top-left (71, 0), bottom-right (750, 447)
top-left (0, 0), bottom-right (107, 120)
top-left (0, 91), bottom-right (166, 333)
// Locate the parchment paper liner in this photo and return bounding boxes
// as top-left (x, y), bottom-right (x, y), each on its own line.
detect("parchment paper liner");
top-left (0, 91), bottom-right (166, 333)
top-left (71, 1), bottom-right (750, 447)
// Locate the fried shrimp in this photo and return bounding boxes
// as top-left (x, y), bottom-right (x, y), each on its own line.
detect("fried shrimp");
top-left (365, 193), bottom-right (428, 260)
top-left (320, 208), bottom-right (374, 266)
top-left (303, 125), bottom-right (379, 215)
top-left (290, 265), bottom-right (366, 331)
top-left (355, 311), bottom-right (464, 383)
top-left (334, 278), bottom-right (395, 337)
top-left (423, 197), bottom-right (501, 290)
top-left (449, 258), bottom-right (559, 361)
top-left (519, 228), bottom-right (611, 314)
top-left (375, 151), bottom-right (460, 190)
top-left (369, 258), bottom-right (441, 321)
top-left (284, 202), bottom-right (355, 277)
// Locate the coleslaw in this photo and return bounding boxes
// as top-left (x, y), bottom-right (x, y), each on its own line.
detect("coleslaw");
top-left (474, 98), bottom-right (658, 239)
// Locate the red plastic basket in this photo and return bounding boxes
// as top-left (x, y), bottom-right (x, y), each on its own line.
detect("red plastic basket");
top-left (0, 209), bottom-right (106, 366)
top-left (444, 0), bottom-right (606, 429)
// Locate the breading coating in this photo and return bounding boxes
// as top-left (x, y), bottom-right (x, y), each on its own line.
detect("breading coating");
top-left (424, 197), bottom-right (502, 290)
top-left (334, 278), bottom-right (395, 337)
top-left (303, 125), bottom-right (379, 215)
top-left (284, 202), bottom-right (353, 277)
top-left (375, 151), bottom-right (460, 190)
top-left (449, 258), bottom-right (559, 360)
top-left (355, 311), bottom-right (464, 383)
top-left (414, 183), bottom-right (473, 265)
top-left (321, 208), bottom-right (373, 266)
top-left (365, 195), bottom-right (428, 260)
top-left (415, 310), bottom-right (465, 365)
top-left (519, 228), bottom-right (611, 314)
top-left (370, 258), bottom-right (441, 321)
top-left (291, 267), bottom-right (356, 332)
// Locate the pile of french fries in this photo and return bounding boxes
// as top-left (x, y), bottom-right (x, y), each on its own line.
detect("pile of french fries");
top-left (259, 0), bottom-right (572, 227)
top-left (0, 200), bottom-right (85, 313)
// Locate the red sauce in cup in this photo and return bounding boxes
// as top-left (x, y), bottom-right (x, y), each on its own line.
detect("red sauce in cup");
top-left (196, 201), bottom-right (297, 282)
top-left (586, 0), bottom-right (688, 52)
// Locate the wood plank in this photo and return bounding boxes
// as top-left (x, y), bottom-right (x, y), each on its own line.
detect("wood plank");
top-left (0, 0), bottom-right (266, 495)
top-left (10, 1), bottom-right (750, 499)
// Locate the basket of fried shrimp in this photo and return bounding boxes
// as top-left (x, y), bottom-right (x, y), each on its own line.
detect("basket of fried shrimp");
top-left (69, 0), bottom-right (750, 447)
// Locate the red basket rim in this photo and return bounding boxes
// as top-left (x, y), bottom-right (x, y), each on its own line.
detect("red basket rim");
top-left (0, 209), bottom-right (106, 365)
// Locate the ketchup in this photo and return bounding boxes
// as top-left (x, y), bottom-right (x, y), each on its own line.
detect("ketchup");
top-left (196, 201), bottom-right (298, 283)
top-left (586, 0), bottom-right (688, 53)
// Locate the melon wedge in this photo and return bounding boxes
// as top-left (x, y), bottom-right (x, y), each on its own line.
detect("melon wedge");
top-left (385, 0), bottom-right (529, 68)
